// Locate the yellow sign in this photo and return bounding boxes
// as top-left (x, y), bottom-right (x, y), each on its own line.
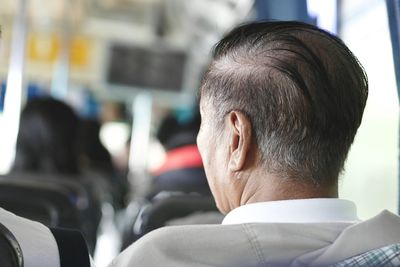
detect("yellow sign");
top-left (70, 36), bottom-right (90, 67)
top-left (27, 33), bottom-right (91, 68)
top-left (28, 33), bottom-right (60, 63)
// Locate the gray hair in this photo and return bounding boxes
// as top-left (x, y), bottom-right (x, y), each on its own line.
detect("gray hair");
top-left (199, 21), bottom-right (368, 186)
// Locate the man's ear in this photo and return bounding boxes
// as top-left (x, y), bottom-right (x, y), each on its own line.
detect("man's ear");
top-left (227, 110), bottom-right (252, 173)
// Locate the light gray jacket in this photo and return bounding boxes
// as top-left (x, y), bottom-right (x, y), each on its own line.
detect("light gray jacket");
top-left (110, 210), bottom-right (400, 267)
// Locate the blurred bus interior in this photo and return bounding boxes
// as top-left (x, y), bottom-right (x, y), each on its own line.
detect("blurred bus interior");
top-left (0, 0), bottom-right (399, 266)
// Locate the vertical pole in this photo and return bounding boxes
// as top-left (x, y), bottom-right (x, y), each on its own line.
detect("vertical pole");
top-left (3, 0), bottom-right (28, 169)
top-left (51, 0), bottom-right (71, 100)
top-left (336, 0), bottom-right (343, 36)
top-left (128, 92), bottom-right (153, 198)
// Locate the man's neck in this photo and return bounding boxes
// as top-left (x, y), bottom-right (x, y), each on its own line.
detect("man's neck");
top-left (238, 172), bottom-right (338, 207)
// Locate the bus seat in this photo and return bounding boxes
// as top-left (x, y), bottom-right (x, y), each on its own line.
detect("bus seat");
top-left (136, 194), bottom-right (218, 236)
top-left (0, 175), bottom-right (99, 253)
top-left (121, 194), bottom-right (219, 249)
top-left (0, 222), bottom-right (23, 267)
top-left (50, 228), bottom-right (91, 267)
top-left (0, 178), bottom-right (81, 227)
top-left (2, 173), bottom-right (103, 252)
top-left (330, 243), bottom-right (400, 266)
top-left (0, 197), bottom-right (59, 226)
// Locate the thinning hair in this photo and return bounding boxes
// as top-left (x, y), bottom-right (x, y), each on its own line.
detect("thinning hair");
top-left (199, 21), bottom-right (368, 186)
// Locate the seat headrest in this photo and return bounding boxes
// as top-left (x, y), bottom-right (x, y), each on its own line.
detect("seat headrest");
top-left (50, 228), bottom-right (90, 267)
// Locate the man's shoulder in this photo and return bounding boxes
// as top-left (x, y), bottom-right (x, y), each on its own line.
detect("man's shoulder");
top-left (120, 220), bottom-right (356, 253)
top-left (110, 224), bottom-right (256, 267)
top-left (137, 223), bottom-right (244, 247)
top-left (110, 210), bottom-right (400, 267)
top-left (110, 222), bottom-right (350, 267)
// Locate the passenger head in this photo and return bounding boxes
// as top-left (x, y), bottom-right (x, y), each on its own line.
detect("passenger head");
top-left (78, 118), bottom-right (113, 173)
top-left (157, 109), bottom-right (201, 151)
top-left (197, 21), bottom-right (368, 213)
top-left (13, 97), bottom-right (80, 175)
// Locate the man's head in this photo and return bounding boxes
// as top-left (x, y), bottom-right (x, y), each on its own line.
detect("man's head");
top-left (197, 21), bottom-right (368, 213)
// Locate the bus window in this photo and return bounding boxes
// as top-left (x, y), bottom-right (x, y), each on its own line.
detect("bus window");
top-left (339, 0), bottom-right (399, 219)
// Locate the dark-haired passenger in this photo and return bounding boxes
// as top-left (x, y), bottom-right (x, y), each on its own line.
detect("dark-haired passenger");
top-left (147, 110), bottom-right (210, 199)
top-left (13, 98), bottom-right (80, 174)
top-left (78, 118), bottom-right (128, 209)
top-left (110, 21), bottom-right (400, 266)
top-left (10, 97), bottom-right (102, 252)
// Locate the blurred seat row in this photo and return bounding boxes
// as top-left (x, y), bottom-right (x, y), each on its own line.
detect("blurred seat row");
top-left (0, 172), bottom-right (222, 263)
top-left (0, 173), bottom-right (101, 253)
top-left (0, 97), bottom-right (222, 266)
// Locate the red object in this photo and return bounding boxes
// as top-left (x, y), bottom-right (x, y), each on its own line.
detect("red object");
top-left (154, 145), bottom-right (203, 176)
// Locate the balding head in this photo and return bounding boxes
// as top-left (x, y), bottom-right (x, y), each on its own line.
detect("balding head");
top-left (199, 21), bottom-right (368, 188)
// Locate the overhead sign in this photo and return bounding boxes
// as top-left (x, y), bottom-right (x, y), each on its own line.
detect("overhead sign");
top-left (28, 33), bottom-right (60, 63)
top-left (27, 33), bottom-right (91, 68)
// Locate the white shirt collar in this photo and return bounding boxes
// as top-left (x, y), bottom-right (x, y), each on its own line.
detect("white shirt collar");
top-left (222, 198), bottom-right (359, 225)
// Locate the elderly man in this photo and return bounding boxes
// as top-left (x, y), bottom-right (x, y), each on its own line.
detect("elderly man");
top-left (110, 21), bottom-right (400, 267)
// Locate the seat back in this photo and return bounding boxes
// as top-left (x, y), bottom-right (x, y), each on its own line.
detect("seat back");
top-left (0, 174), bottom-right (100, 252)
top-left (0, 222), bottom-right (23, 267)
top-left (5, 173), bottom-right (103, 252)
top-left (50, 228), bottom-right (91, 267)
top-left (138, 194), bottom-right (218, 234)
top-left (330, 243), bottom-right (400, 266)
top-left (119, 194), bottom-right (219, 249)
top-left (148, 167), bottom-right (211, 199)
top-left (0, 178), bottom-right (81, 228)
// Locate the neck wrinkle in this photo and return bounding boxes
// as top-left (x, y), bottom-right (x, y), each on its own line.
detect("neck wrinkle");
top-left (238, 173), bottom-right (339, 207)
